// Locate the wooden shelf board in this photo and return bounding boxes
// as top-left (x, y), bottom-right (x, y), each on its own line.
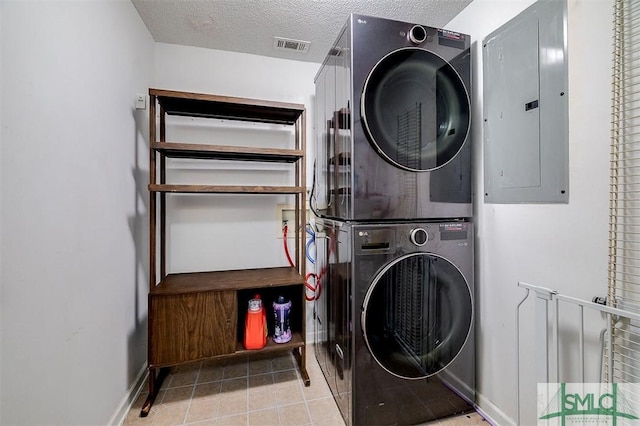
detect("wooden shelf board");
top-left (235, 332), bottom-right (304, 355)
top-left (148, 333), bottom-right (305, 369)
top-left (150, 267), bottom-right (305, 295)
top-left (145, 88), bottom-right (308, 413)
top-left (149, 184), bottom-right (305, 194)
top-left (152, 142), bottom-right (304, 163)
top-left (150, 88), bottom-right (304, 125)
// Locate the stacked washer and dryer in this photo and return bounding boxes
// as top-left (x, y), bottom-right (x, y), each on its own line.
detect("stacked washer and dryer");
top-left (311, 15), bottom-right (475, 425)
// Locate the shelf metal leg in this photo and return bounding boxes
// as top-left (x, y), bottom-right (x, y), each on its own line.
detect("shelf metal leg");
top-left (293, 347), bottom-right (311, 386)
top-left (140, 367), bottom-right (169, 417)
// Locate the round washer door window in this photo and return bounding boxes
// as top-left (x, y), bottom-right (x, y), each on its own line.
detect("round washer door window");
top-left (361, 253), bottom-right (472, 379)
top-left (361, 48), bottom-right (470, 171)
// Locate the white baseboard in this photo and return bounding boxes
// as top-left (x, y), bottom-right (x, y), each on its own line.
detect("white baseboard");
top-left (439, 368), bottom-right (474, 403)
top-left (108, 363), bottom-right (148, 426)
top-left (475, 391), bottom-right (516, 426)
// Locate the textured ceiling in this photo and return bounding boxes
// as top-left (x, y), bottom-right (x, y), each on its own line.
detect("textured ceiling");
top-left (131, 0), bottom-right (473, 64)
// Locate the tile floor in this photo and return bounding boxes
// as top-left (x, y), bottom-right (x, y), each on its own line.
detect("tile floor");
top-left (123, 346), bottom-right (487, 426)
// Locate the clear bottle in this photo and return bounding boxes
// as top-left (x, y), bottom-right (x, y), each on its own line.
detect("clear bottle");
top-left (273, 295), bottom-right (292, 343)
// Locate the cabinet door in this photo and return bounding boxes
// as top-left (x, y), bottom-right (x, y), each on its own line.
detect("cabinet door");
top-left (149, 291), bottom-right (237, 367)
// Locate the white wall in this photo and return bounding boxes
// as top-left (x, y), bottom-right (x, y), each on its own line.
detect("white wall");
top-left (153, 5), bottom-right (615, 423)
top-left (0, 1), bottom-right (613, 423)
top-left (0, 1), bottom-right (3, 416)
top-left (154, 42), bottom-right (318, 193)
top-left (0, 1), bottom-right (154, 424)
top-left (447, 0), bottom-right (613, 424)
top-left (154, 43), bottom-right (320, 340)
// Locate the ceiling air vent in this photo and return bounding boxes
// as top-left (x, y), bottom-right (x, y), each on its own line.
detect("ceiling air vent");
top-left (273, 37), bottom-right (310, 53)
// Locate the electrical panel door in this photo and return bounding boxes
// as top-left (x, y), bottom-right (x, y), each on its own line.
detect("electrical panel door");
top-left (483, 0), bottom-right (569, 204)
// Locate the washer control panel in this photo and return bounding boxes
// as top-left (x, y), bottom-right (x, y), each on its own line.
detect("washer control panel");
top-left (354, 222), bottom-right (470, 253)
top-left (439, 222), bottom-right (469, 240)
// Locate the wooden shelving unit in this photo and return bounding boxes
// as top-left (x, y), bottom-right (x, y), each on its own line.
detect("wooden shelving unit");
top-left (141, 88), bottom-right (308, 416)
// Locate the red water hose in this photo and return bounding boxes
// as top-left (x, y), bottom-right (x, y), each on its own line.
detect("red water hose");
top-left (283, 224), bottom-right (321, 301)
top-left (305, 272), bottom-right (321, 301)
top-left (282, 224), bottom-right (295, 267)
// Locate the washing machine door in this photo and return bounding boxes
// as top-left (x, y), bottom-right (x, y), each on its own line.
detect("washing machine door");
top-left (361, 48), bottom-right (470, 172)
top-left (361, 252), bottom-right (472, 379)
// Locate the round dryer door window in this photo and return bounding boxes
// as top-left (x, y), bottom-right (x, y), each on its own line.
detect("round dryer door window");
top-left (361, 48), bottom-right (470, 171)
top-left (361, 253), bottom-right (472, 379)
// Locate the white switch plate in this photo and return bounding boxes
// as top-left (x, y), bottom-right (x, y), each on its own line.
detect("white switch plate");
top-left (135, 93), bottom-right (146, 110)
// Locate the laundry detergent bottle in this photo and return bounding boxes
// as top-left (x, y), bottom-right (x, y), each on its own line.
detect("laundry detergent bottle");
top-left (244, 294), bottom-right (267, 350)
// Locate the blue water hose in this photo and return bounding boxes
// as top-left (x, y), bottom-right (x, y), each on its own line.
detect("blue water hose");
top-left (305, 227), bottom-right (315, 264)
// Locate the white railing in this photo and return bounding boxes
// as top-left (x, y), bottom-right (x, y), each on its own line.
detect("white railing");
top-left (515, 282), bottom-right (640, 425)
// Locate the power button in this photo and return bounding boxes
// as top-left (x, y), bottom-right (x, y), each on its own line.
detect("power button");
top-left (410, 228), bottom-right (428, 246)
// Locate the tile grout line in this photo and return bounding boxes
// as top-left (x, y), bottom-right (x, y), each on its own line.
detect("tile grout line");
top-left (273, 357), bottom-right (283, 426)
top-left (125, 353), bottom-right (483, 426)
top-left (181, 362), bottom-right (202, 425)
top-left (245, 357), bottom-right (250, 426)
top-left (294, 350), bottom-right (315, 425)
top-left (133, 350), bottom-right (342, 425)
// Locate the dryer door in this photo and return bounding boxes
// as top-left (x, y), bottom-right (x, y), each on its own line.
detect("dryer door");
top-left (361, 48), bottom-right (470, 172)
top-left (361, 252), bottom-right (472, 379)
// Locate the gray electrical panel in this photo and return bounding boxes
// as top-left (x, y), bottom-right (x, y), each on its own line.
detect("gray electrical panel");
top-left (483, 0), bottom-right (568, 203)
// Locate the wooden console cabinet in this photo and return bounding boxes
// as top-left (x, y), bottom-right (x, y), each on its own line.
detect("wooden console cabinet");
top-left (141, 89), bottom-right (308, 416)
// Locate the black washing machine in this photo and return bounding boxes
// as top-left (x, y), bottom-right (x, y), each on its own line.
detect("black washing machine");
top-left (313, 219), bottom-right (475, 425)
top-left (313, 14), bottom-right (472, 221)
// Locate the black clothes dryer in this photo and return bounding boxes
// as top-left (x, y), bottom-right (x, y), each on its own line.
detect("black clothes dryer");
top-left (313, 14), bottom-right (472, 221)
top-left (313, 219), bottom-right (475, 425)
